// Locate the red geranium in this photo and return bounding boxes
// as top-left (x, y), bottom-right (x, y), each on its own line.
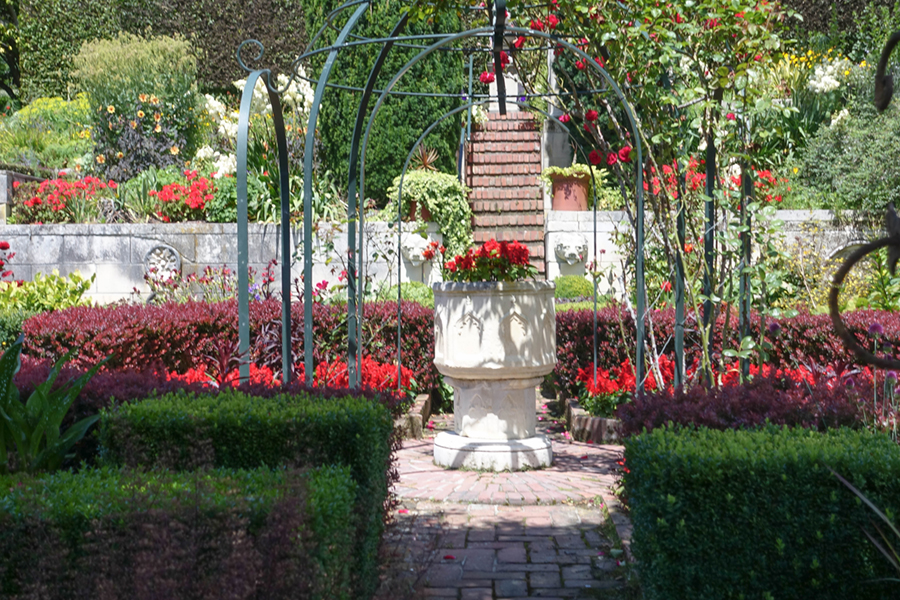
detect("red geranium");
top-left (442, 239), bottom-right (537, 283)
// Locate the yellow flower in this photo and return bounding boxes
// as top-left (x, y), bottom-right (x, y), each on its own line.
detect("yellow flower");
top-left (154, 112), bottom-right (161, 122)
top-left (170, 146), bottom-right (179, 155)
top-left (96, 154), bottom-right (106, 164)
top-left (793, 167), bottom-right (799, 174)
top-left (107, 105), bottom-right (115, 114)
top-left (137, 110), bottom-right (145, 118)
top-left (116, 152), bottom-right (124, 159)
top-left (139, 94), bottom-right (149, 102)
top-left (861, 60), bottom-right (868, 67)
top-left (844, 70), bottom-right (850, 76)
top-left (184, 160), bottom-right (191, 167)
top-left (150, 95), bottom-right (160, 104)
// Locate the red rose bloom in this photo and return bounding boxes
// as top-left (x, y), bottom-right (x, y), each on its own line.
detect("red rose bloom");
top-left (726, 112), bottom-right (736, 121)
top-left (589, 150), bottom-right (604, 165)
top-left (618, 146), bottom-right (633, 163)
top-left (514, 36), bottom-right (526, 49)
top-left (479, 71), bottom-right (496, 84)
top-left (559, 113), bottom-right (571, 123)
top-left (585, 109), bottom-right (599, 122)
top-left (606, 152), bottom-right (618, 166)
top-left (575, 60), bottom-right (586, 70)
top-left (0, 242), bottom-right (9, 251)
top-left (547, 14), bottom-right (559, 29)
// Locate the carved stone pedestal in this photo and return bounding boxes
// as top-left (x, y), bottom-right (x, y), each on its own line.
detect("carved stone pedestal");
top-left (432, 281), bottom-right (556, 471)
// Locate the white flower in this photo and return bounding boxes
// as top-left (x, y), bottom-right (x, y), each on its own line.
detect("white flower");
top-left (212, 153), bottom-right (236, 178)
top-left (195, 145), bottom-right (217, 161)
top-left (830, 108), bottom-right (850, 128)
top-left (807, 58), bottom-right (850, 94)
top-left (203, 94), bottom-right (227, 124)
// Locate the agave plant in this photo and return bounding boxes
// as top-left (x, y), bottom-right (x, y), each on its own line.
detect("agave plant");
top-left (0, 334), bottom-right (107, 473)
top-left (411, 144), bottom-right (440, 172)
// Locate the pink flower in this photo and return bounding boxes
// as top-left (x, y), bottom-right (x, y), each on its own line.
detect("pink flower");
top-left (606, 152), bottom-right (618, 166)
top-left (479, 71), bottom-right (496, 84)
top-left (575, 60), bottom-right (586, 70)
top-left (559, 113), bottom-right (571, 123)
top-left (726, 112), bottom-right (736, 121)
top-left (0, 241), bottom-right (9, 251)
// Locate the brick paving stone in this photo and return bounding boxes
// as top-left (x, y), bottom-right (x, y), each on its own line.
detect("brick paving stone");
top-left (496, 578), bottom-right (529, 597)
top-left (561, 565), bottom-right (593, 580)
top-left (460, 588), bottom-right (493, 600)
top-left (554, 534), bottom-right (585, 548)
top-left (497, 544), bottom-right (527, 562)
top-left (529, 571), bottom-right (562, 588)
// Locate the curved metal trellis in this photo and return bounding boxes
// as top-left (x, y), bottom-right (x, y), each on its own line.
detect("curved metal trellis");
top-left (234, 0), bottom-right (650, 390)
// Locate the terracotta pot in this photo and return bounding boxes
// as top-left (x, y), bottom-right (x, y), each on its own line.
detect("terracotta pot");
top-left (407, 200), bottom-right (433, 222)
top-left (550, 174), bottom-right (589, 211)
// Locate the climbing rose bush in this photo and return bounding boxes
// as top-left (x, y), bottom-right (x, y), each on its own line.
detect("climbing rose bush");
top-left (442, 239), bottom-right (538, 282)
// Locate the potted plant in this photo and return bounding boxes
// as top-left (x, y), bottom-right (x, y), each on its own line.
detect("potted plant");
top-left (384, 169), bottom-right (474, 256)
top-left (431, 239), bottom-right (556, 471)
top-left (540, 163), bottom-right (604, 211)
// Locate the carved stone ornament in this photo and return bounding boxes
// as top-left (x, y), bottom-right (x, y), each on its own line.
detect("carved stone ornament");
top-left (555, 234), bottom-right (588, 265)
top-left (144, 244), bottom-right (181, 279)
top-left (400, 233), bottom-right (432, 267)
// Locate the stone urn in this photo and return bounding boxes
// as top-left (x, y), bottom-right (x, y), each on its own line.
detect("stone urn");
top-left (432, 280), bottom-right (556, 470)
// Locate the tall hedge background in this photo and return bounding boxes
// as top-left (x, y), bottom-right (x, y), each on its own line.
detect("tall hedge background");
top-left (16, 0), bottom-right (465, 203)
top-left (297, 0), bottom-right (466, 203)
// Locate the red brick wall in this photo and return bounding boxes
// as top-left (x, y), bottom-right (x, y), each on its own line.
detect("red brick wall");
top-left (467, 111), bottom-right (545, 275)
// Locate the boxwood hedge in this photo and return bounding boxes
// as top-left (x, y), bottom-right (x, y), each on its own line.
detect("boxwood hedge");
top-left (625, 426), bottom-right (900, 599)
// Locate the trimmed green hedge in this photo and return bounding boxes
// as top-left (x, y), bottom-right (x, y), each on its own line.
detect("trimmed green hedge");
top-left (625, 426), bottom-right (900, 599)
top-left (0, 465), bottom-right (356, 599)
top-left (98, 388), bottom-right (393, 597)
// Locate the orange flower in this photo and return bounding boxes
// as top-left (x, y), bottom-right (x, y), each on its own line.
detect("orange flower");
top-left (150, 95), bottom-right (159, 104)
top-left (154, 112), bottom-right (161, 122)
top-left (139, 93), bottom-right (149, 102)
top-left (130, 120), bottom-right (137, 129)
top-left (154, 124), bottom-right (161, 133)
top-left (95, 155), bottom-right (106, 164)
top-left (170, 146), bottom-right (179, 155)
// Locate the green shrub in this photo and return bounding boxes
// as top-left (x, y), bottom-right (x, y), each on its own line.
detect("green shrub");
top-left (18, 0), bottom-right (121, 102)
top-left (0, 309), bottom-right (35, 352)
top-left (800, 100), bottom-right (900, 213)
top-left (0, 465), bottom-right (356, 599)
top-left (72, 32), bottom-right (201, 180)
top-left (99, 388), bottom-right (393, 597)
top-left (377, 281), bottom-right (435, 309)
top-left (0, 95), bottom-right (93, 169)
top-left (301, 0), bottom-right (466, 203)
top-left (625, 426), bottom-right (900, 599)
top-left (0, 271), bottom-right (93, 313)
top-left (554, 275), bottom-right (594, 300)
top-left (383, 170), bottom-right (473, 256)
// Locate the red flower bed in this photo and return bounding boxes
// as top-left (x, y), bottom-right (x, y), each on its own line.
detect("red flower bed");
top-left (22, 299), bottom-right (438, 392)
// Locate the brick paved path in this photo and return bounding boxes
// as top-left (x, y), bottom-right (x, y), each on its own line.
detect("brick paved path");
top-left (375, 401), bottom-right (633, 600)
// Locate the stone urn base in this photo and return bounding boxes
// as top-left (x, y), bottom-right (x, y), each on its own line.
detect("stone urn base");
top-left (434, 431), bottom-right (552, 471)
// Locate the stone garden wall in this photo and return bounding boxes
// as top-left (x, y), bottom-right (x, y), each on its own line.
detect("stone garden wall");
top-left (4, 221), bottom-right (442, 304)
top-left (2, 208), bottom-right (871, 304)
top-left (544, 209), bottom-right (872, 294)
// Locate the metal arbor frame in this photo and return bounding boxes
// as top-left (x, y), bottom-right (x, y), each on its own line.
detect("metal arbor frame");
top-left (232, 0), bottom-right (652, 390)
